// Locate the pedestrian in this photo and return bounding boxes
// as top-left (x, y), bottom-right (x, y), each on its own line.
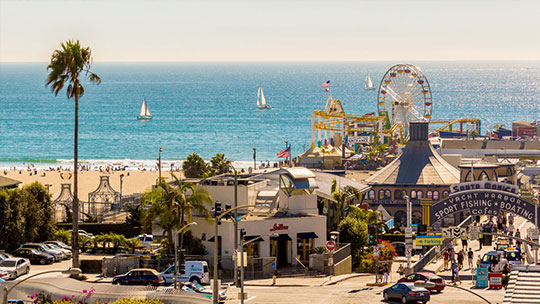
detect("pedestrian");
top-left (461, 234), bottom-right (468, 251)
top-left (508, 213), bottom-right (514, 225)
top-left (457, 250), bottom-right (464, 268)
top-left (454, 264), bottom-right (461, 285)
top-left (478, 228), bottom-right (484, 250)
top-left (443, 250), bottom-right (449, 270)
top-left (476, 255), bottom-right (481, 268)
top-left (397, 264), bottom-right (405, 276)
top-left (101, 257), bottom-right (107, 278)
top-left (515, 229), bottom-right (521, 249)
top-left (377, 264), bottom-right (384, 283)
top-left (468, 248), bottom-right (474, 270)
top-left (383, 264), bottom-right (389, 284)
top-left (451, 261), bottom-right (456, 283)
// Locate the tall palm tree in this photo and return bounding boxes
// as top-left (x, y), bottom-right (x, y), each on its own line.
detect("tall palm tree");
top-left (330, 178), bottom-right (362, 230)
top-left (210, 153), bottom-right (232, 176)
top-left (46, 40), bottom-right (101, 268)
top-left (183, 152), bottom-right (209, 178)
top-left (142, 173), bottom-right (213, 254)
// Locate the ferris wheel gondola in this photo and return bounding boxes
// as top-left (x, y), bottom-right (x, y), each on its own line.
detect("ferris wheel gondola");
top-left (377, 64), bottom-right (433, 137)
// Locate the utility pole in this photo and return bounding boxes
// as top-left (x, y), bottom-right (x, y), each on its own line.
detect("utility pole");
top-left (285, 140), bottom-right (289, 166)
top-left (233, 168), bottom-right (239, 286)
top-left (252, 147), bottom-right (256, 170)
top-left (405, 195), bottom-right (412, 269)
top-left (119, 174), bottom-right (124, 208)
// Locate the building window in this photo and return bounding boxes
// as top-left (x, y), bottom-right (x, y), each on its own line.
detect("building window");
top-left (433, 191), bottom-right (439, 200)
top-left (384, 190), bottom-right (391, 199)
top-left (492, 171), bottom-right (498, 181)
top-left (368, 190), bottom-right (375, 200)
top-left (410, 190), bottom-right (417, 199)
top-left (464, 171), bottom-right (473, 182)
top-left (478, 171), bottom-right (489, 181)
top-left (427, 191), bottom-right (433, 199)
top-left (442, 190), bottom-right (449, 198)
top-left (394, 190), bottom-right (404, 200)
top-left (243, 241), bottom-right (261, 258)
top-left (417, 190), bottom-right (423, 199)
top-left (378, 190), bottom-right (385, 200)
top-left (506, 167), bottom-right (513, 177)
top-left (296, 238), bottom-right (314, 265)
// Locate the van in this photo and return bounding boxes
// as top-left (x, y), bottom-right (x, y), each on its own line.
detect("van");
top-left (134, 234), bottom-right (154, 249)
top-left (161, 261), bottom-right (210, 285)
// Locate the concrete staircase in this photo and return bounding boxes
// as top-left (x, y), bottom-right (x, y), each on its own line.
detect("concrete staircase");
top-left (251, 190), bottom-right (278, 216)
top-left (504, 266), bottom-right (540, 304)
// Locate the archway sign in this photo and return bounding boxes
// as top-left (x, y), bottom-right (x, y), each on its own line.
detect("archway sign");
top-left (429, 181), bottom-right (539, 227)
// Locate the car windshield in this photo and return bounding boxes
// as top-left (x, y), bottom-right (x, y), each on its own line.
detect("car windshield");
top-left (0, 261), bottom-right (16, 267)
top-left (58, 242), bottom-right (68, 247)
top-left (32, 249), bottom-right (41, 254)
top-left (49, 244), bottom-right (59, 249)
top-left (42, 244), bottom-right (51, 250)
top-left (482, 255), bottom-right (495, 263)
top-left (506, 252), bottom-right (520, 261)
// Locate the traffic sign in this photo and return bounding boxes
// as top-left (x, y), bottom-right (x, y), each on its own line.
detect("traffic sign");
top-left (469, 226), bottom-right (480, 240)
top-left (405, 227), bottom-right (413, 238)
top-left (442, 227), bottom-right (466, 239)
top-left (373, 246), bottom-right (380, 257)
top-left (233, 249), bottom-right (239, 256)
top-left (416, 236), bottom-right (443, 246)
top-left (405, 246), bottom-right (412, 257)
top-left (326, 241), bottom-right (336, 251)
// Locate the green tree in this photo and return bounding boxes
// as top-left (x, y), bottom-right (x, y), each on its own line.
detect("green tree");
top-left (183, 152), bottom-right (209, 178)
top-left (330, 178), bottom-right (362, 230)
top-left (54, 229), bottom-right (72, 244)
top-left (125, 238), bottom-right (141, 254)
top-left (126, 204), bottom-right (143, 230)
top-left (46, 40), bottom-right (101, 268)
top-left (0, 189), bottom-right (26, 251)
top-left (338, 213), bottom-right (368, 264)
top-left (142, 173), bottom-right (213, 254)
top-left (209, 153), bottom-right (232, 176)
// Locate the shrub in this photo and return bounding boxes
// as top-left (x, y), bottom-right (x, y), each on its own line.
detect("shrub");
top-left (54, 229), bottom-right (71, 244)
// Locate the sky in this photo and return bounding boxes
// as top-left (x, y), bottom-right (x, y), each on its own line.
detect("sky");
top-left (1, 0), bottom-right (540, 62)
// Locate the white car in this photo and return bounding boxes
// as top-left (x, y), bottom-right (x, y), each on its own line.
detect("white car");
top-left (161, 261), bottom-right (210, 285)
top-left (45, 244), bottom-right (72, 259)
top-left (0, 258), bottom-right (30, 279)
top-left (134, 234), bottom-right (155, 249)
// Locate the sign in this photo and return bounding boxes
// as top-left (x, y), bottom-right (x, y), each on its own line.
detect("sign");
top-left (326, 241), bottom-right (336, 251)
top-left (405, 227), bottom-right (413, 238)
top-left (271, 262), bottom-right (276, 269)
top-left (236, 252), bottom-right (247, 267)
top-left (270, 223), bottom-right (289, 232)
top-left (233, 249), bottom-right (239, 256)
top-left (442, 227), bottom-right (466, 239)
top-left (489, 272), bottom-right (503, 289)
top-left (450, 181), bottom-right (519, 195)
top-left (415, 236), bottom-right (443, 246)
top-left (469, 226), bottom-right (480, 241)
top-left (476, 267), bottom-right (489, 288)
top-left (405, 246), bottom-right (412, 257)
top-left (348, 136), bottom-right (371, 144)
top-left (430, 189), bottom-right (539, 226)
top-left (373, 246), bottom-right (380, 257)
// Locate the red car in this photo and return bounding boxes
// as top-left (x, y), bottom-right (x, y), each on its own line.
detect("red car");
top-left (398, 272), bottom-right (445, 292)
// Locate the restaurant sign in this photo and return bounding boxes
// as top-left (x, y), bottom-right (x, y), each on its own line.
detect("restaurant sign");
top-left (270, 223), bottom-right (289, 232)
top-left (430, 189), bottom-right (539, 227)
top-left (450, 181), bottom-right (518, 195)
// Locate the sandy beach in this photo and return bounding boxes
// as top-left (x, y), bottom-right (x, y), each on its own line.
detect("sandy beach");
top-left (2, 169), bottom-right (184, 200)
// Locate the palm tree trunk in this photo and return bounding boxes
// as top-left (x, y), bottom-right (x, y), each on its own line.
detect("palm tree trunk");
top-left (180, 212), bottom-right (185, 250)
top-left (72, 95), bottom-right (80, 269)
top-left (167, 229), bottom-right (174, 255)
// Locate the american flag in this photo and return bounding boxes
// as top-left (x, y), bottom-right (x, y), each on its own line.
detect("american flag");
top-left (277, 146), bottom-right (291, 158)
top-left (321, 80), bottom-right (331, 87)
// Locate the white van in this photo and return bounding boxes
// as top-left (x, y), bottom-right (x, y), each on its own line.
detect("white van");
top-left (161, 261), bottom-right (210, 285)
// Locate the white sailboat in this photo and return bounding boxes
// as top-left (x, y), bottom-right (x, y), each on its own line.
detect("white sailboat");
top-left (137, 98), bottom-right (152, 121)
top-left (257, 85), bottom-right (272, 110)
top-left (365, 72), bottom-right (375, 90)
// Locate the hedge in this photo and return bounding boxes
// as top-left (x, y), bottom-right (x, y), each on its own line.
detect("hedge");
top-left (56, 223), bottom-right (140, 238)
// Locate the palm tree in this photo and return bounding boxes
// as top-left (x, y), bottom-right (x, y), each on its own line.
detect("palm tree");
top-left (46, 40), bottom-right (101, 268)
top-left (210, 153), bottom-right (232, 176)
top-left (330, 178), bottom-right (362, 230)
top-left (142, 173), bottom-right (213, 254)
top-left (183, 152), bottom-right (209, 178)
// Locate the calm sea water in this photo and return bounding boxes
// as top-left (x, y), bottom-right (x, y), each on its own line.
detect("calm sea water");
top-left (1, 61), bottom-right (539, 167)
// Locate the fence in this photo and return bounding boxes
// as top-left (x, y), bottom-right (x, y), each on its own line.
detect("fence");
top-left (411, 216), bottom-right (473, 273)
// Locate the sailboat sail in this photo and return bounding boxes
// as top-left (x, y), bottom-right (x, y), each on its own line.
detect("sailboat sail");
top-left (139, 99), bottom-right (147, 116)
top-left (138, 98), bottom-right (152, 120)
top-left (260, 86), bottom-right (267, 106)
top-left (257, 86), bottom-right (261, 107)
top-left (365, 72), bottom-right (375, 90)
top-left (257, 84), bottom-right (272, 110)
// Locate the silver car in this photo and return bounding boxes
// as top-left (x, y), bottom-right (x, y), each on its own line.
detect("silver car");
top-left (0, 258), bottom-right (30, 279)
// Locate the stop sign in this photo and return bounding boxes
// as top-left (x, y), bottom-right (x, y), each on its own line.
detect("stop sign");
top-left (326, 240), bottom-right (336, 251)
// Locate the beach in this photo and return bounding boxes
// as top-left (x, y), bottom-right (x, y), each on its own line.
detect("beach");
top-left (2, 169), bottom-right (183, 200)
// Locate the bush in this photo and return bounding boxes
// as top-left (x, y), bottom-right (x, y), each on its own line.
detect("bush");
top-left (54, 229), bottom-right (71, 243)
top-left (355, 257), bottom-right (375, 273)
top-left (55, 223), bottom-right (140, 238)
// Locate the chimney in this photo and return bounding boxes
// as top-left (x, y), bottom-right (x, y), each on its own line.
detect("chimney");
top-left (409, 121), bottom-right (429, 141)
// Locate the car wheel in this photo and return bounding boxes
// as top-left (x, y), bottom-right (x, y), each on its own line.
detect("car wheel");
top-left (190, 277), bottom-right (201, 284)
top-left (401, 296), bottom-right (407, 304)
top-left (40, 258), bottom-right (46, 265)
top-left (12, 272), bottom-right (17, 279)
top-left (383, 292), bottom-right (389, 301)
top-left (26, 267), bottom-right (30, 274)
top-left (112, 280), bottom-right (118, 285)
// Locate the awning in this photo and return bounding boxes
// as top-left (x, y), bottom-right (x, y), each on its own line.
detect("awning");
top-left (270, 234), bottom-right (292, 241)
top-left (207, 236), bottom-right (222, 242)
top-left (297, 232), bottom-right (318, 239)
top-left (244, 235), bottom-right (264, 242)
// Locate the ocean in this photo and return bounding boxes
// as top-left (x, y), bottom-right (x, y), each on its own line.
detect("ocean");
top-left (1, 61), bottom-right (539, 169)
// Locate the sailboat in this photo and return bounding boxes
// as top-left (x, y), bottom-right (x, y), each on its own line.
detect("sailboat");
top-left (364, 72), bottom-right (375, 90)
top-left (257, 85), bottom-right (272, 110)
top-left (137, 98), bottom-right (152, 121)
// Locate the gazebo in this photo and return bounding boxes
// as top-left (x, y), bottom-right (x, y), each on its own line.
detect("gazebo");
top-left (86, 175), bottom-right (120, 220)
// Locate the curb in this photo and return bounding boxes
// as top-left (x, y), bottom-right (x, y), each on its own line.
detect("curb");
top-left (321, 273), bottom-right (371, 286)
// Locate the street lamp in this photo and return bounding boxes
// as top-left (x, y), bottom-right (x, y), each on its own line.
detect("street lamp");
top-left (413, 281), bottom-right (491, 304)
top-left (157, 147), bottom-right (163, 182)
top-left (252, 147), bottom-right (256, 170)
top-left (119, 174), bottom-right (124, 208)
top-left (212, 204), bottom-right (256, 304)
top-left (238, 230), bottom-right (278, 304)
top-left (173, 221), bottom-right (197, 289)
top-left (2, 268), bottom-right (82, 304)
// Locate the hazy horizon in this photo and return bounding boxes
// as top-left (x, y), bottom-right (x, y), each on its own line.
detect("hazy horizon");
top-left (1, 0), bottom-right (540, 62)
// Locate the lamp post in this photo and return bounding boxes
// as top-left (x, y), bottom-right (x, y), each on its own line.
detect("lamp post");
top-left (238, 230), bottom-right (278, 304)
top-left (212, 204), bottom-right (256, 304)
top-left (226, 166), bottom-right (240, 287)
top-left (404, 194), bottom-right (412, 268)
top-left (2, 268), bottom-right (81, 304)
top-left (174, 221), bottom-right (197, 289)
top-left (119, 174), bottom-right (124, 208)
top-left (158, 147), bottom-right (162, 182)
top-left (252, 147), bottom-right (256, 170)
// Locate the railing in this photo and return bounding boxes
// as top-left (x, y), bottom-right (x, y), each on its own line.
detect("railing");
top-left (411, 216), bottom-right (473, 273)
top-left (333, 243), bottom-right (351, 265)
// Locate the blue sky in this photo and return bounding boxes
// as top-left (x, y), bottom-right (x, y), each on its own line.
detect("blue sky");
top-left (1, 0), bottom-right (539, 62)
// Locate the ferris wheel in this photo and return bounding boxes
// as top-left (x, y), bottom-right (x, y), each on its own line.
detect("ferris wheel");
top-left (377, 64), bottom-right (433, 137)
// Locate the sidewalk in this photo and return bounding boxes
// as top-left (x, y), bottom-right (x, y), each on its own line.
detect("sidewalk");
top-left (243, 273), bottom-right (369, 287)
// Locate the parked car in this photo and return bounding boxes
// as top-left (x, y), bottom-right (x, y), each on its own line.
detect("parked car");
top-left (383, 282), bottom-right (430, 304)
top-left (45, 241), bottom-right (72, 251)
top-left (20, 243), bottom-right (63, 262)
top-left (0, 270), bottom-right (10, 281)
top-left (504, 249), bottom-right (522, 266)
top-left (398, 272), bottom-right (445, 292)
top-left (45, 243), bottom-right (72, 259)
top-left (112, 268), bottom-right (164, 286)
top-left (161, 261), bottom-right (210, 285)
top-left (0, 258), bottom-right (30, 280)
top-left (0, 252), bottom-right (13, 261)
top-left (134, 234), bottom-right (154, 249)
top-left (69, 229), bottom-right (94, 239)
top-left (12, 248), bottom-right (54, 265)
top-left (480, 251), bottom-right (506, 269)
